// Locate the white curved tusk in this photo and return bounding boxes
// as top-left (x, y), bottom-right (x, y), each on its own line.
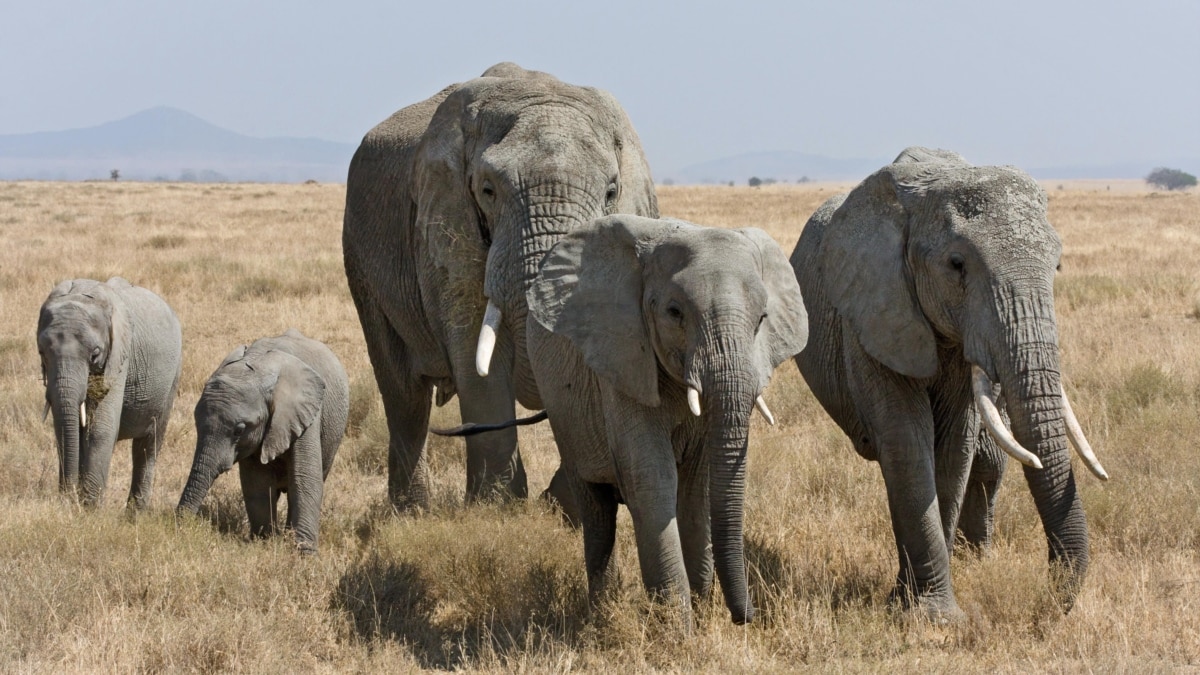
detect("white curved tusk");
top-left (42, 400), bottom-right (50, 422)
top-left (475, 300), bottom-right (502, 377)
top-left (687, 387), bottom-right (702, 417)
top-left (80, 402), bottom-right (87, 428)
top-left (972, 366), bottom-right (1042, 470)
top-left (754, 395), bottom-right (775, 426)
top-left (1061, 387), bottom-right (1109, 481)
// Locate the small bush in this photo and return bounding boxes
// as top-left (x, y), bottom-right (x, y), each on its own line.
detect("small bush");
top-left (1145, 167), bottom-right (1197, 191)
top-left (143, 234), bottom-right (187, 250)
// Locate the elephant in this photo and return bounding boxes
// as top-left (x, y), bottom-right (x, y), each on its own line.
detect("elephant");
top-left (177, 329), bottom-right (349, 553)
top-left (37, 277), bottom-right (182, 508)
top-left (342, 62), bottom-right (658, 512)
top-left (790, 147), bottom-right (1108, 621)
top-left (525, 214), bottom-right (808, 625)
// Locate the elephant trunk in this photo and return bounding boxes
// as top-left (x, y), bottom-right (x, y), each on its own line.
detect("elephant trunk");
top-left (700, 331), bottom-right (758, 624)
top-left (177, 442), bottom-right (228, 514)
top-left (481, 183), bottom-right (600, 399)
top-left (996, 288), bottom-right (1088, 609)
top-left (49, 368), bottom-right (87, 494)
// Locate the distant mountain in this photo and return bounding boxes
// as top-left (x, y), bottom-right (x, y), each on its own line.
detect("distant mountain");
top-left (666, 151), bottom-right (889, 185)
top-left (0, 107), bottom-right (357, 182)
top-left (665, 151), bottom-right (1200, 186)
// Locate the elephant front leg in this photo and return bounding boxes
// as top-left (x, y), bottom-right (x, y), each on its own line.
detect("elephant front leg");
top-left (79, 394), bottom-right (123, 507)
top-left (677, 450), bottom-right (712, 598)
top-left (239, 463), bottom-right (279, 539)
top-left (930, 367), bottom-right (977, 554)
top-left (606, 394), bottom-right (691, 619)
top-left (574, 475), bottom-right (621, 606)
top-left (286, 425), bottom-right (325, 553)
top-left (351, 295), bottom-right (433, 512)
top-left (958, 427), bottom-right (1007, 553)
top-left (847, 348), bottom-right (962, 621)
top-left (452, 333), bottom-right (527, 503)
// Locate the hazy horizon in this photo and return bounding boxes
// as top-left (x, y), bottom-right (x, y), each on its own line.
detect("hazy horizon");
top-left (3, 1), bottom-right (1197, 177)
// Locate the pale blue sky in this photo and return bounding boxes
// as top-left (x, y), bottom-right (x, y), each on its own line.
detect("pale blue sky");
top-left (3, 0), bottom-right (1197, 174)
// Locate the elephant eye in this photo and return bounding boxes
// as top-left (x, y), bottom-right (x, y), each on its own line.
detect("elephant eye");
top-left (605, 181), bottom-right (619, 204)
top-left (481, 183), bottom-right (495, 199)
top-left (757, 313), bottom-right (767, 332)
top-left (665, 305), bottom-right (683, 323)
top-left (233, 422), bottom-right (246, 436)
top-left (948, 253), bottom-right (965, 273)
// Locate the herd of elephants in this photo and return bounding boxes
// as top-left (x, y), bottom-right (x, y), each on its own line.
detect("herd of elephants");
top-left (34, 63), bottom-right (1112, 627)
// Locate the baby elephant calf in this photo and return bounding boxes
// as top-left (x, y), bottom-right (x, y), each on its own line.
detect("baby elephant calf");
top-left (177, 328), bottom-right (348, 553)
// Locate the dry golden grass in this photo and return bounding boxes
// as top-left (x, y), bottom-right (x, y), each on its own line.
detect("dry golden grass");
top-left (0, 179), bottom-right (1197, 671)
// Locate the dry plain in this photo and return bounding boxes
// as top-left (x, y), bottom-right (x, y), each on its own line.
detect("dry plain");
top-left (0, 179), bottom-right (1197, 671)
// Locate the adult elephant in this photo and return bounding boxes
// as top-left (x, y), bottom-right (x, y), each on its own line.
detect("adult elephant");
top-left (791, 148), bottom-right (1108, 621)
top-left (37, 277), bottom-right (182, 508)
top-left (343, 63), bottom-right (657, 511)
top-left (526, 215), bottom-right (808, 625)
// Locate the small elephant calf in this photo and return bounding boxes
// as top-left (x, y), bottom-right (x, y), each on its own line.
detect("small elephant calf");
top-left (177, 329), bottom-right (349, 553)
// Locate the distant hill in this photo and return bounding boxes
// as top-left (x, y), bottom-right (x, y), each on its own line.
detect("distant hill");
top-left (0, 107), bottom-right (357, 182)
top-left (665, 150), bottom-right (1200, 186)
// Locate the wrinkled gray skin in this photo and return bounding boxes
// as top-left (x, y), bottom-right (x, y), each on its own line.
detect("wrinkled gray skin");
top-left (791, 147), bottom-right (1089, 620)
top-left (528, 215), bottom-right (808, 625)
top-left (37, 278), bottom-right (181, 508)
top-left (343, 62), bottom-right (658, 511)
top-left (177, 329), bottom-right (349, 553)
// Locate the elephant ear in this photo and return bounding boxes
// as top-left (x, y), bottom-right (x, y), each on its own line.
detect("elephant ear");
top-left (820, 166), bottom-right (938, 378)
top-left (411, 82), bottom-right (490, 289)
top-left (94, 281), bottom-right (131, 392)
top-left (529, 215), bottom-right (669, 407)
top-left (735, 228), bottom-right (809, 388)
top-left (259, 351), bottom-right (325, 464)
top-left (218, 345), bottom-right (248, 369)
top-left (592, 89), bottom-right (660, 219)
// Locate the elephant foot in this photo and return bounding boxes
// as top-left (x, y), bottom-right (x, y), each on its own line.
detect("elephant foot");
top-left (887, 585), bottom-right (965, 625)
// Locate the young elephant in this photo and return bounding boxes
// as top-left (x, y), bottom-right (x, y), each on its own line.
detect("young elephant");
top-left (177, 329), bottom-right (349, 553)
top-left (526, 215), bottom-right (808, 624)
top-left (37, 277), bottom-right (182, 508)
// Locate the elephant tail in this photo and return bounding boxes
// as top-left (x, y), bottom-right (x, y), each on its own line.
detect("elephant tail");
top-left (430, 410), bottom-right (548, 437)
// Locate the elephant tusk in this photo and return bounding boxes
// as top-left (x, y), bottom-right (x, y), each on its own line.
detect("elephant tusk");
top-left (687, 387), bottom-right (702, 417)
top-left (1061, 387), bottom-right (1109, 481)
top-left (475, 300), bottom-right (502, 377)
top-left (754, 395), bottom-right (775, 426)
top-left (80, 402), bottom-right (87, 428)
top-left (42, 400), bottom-right (50, 422)
top-left (971, 366), bottom-right (1042, 470)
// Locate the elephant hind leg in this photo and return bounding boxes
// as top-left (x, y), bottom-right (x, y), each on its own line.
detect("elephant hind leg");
top-left (127, 416), bottom-right (168, 510)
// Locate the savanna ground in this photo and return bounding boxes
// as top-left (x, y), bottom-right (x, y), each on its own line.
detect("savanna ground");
top-left (0, 179), bottom-right (1197, 672)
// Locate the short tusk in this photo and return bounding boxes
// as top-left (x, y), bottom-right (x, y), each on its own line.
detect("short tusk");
top-left (42, 400), bottom-right (50, 422)
top-left (80, 402), bottom-right (87, 428)
top-left (754, 395), bottom-right (775, 426)
top-left (475, 300), bottom-right (502, 377)
top-left (1061, 387), bottom-right (1109, 481)
top-left (687, 387), bottom-right (702, 417)
top-left (971, 366), bottom-right (1042, 470)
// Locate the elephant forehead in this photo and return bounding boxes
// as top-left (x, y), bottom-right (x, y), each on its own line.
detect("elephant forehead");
top-left (39, 302), bottom-right (105, 335)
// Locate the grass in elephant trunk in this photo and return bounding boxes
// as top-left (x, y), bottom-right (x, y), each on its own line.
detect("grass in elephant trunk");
top-left (0, 180), bottom-right (1198, 670)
